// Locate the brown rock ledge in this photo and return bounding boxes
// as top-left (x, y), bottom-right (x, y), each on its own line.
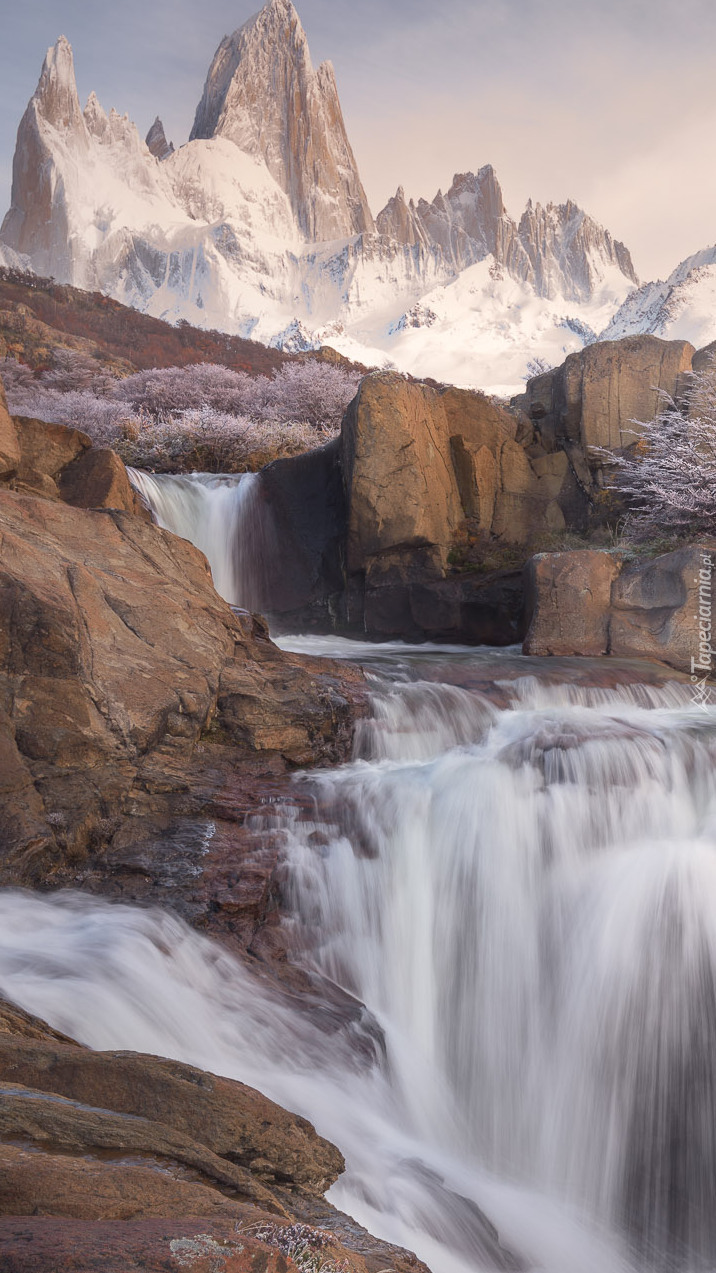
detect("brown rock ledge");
top-left (0, 1002), bottom-right (429, 1273)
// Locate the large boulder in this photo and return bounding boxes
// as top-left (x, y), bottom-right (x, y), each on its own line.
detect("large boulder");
top-left (0, 396), bottom-right (146, 512)
top-left (524, 544), bottom-right (714, 674)
top-left (610, 546), bottom-right (712, 670)
top-left (524, 551), bottom-right (623, 657)
top-left (515, 335), bottom-right (694, 454)
top-left (257, 374), bottom-right (562, 640)
top-left (0, 1041), bottom-right (342, 1195)
top-left (314, 372), bottom-right (579, 641)
top-left (341, 374), bottom-right (463, 573)
top-left (58, 446), bottom-right (145, 514)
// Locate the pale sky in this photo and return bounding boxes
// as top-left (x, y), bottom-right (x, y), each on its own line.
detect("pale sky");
top-left (1, 0), bottom-right (715, 282)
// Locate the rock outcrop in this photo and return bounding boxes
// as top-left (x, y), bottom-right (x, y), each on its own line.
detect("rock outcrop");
top-left (256, 371), bottom-right (582, 642)
top-left (0, 487), bottom-right (362, 880)
top-left (524, 545), bottom-right (714, 673)
top-left (0, 1002), bottom-right (427, 1273)
top-left (0, 405), bottom-right (365, 905)
top-left (190, 0), bottom-right (373, 241)
top-left (0, 377), bottom-right (21, 477)
top-left (514, 335), bottom-right (694, 454)
top-left (0, 409), bottom-right (145, 512)
top-left (376, 170), bottom-right (637, 303)
top-left (145, 116), bottom-right (174, 160)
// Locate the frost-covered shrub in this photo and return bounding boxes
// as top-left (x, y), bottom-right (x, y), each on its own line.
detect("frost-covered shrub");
top-left (39, 348), bottom-right (119, 395)
top-left (113, 409), bottom-right (337, 473)
top-left (257, 361), bottom-right (361, 428)
top-left (114, 359), bottom-right (360, 429)
top-left (0, 357), bottom-right (34, 393)
top-left (115, 362), bottom-right (253, 416)
top-left (0, 350), bottom-right (360, 472)
top-left (242, 1222), bottom-right (349, 1273)
top-left (3, 380), bottom-right (141, 447)
top-left (605, 361), bottom-right (716, 541)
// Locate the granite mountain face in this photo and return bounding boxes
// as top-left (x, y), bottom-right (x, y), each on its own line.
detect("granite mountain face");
top-left (190, 0), bottom-right (373, 241)
top-left (0, 0), bottom-right (653, 390)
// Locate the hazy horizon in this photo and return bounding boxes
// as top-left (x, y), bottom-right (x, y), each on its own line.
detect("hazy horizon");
top-left (1, 0), bottom-right (715, 283)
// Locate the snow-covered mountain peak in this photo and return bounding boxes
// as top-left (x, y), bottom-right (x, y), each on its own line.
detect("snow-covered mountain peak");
top-left (190, 0), bottom-right (373, 241)
top-left (84, 91), bottom-right (109, 141)
top-left (34, 35), bottom-right (84, 133)
top-left (0, 13), bottom-right (656, 392)
top-left (516, 198), bottom-right (638, 302)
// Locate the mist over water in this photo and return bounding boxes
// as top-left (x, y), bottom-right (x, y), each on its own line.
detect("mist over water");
top-left (1, 650), bottom-right (715, 1273)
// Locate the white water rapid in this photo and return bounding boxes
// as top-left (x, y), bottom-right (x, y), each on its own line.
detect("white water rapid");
top-left (1, 645), bottom-right (715, 1273)
top-left (128, 469), bottom-right (274, 608)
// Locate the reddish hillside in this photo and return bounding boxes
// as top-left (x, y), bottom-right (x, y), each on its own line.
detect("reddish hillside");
top-left (0, 268), bottom-right (365, 377)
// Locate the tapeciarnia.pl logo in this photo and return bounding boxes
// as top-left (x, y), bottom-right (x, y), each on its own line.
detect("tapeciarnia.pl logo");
top-left (691, 553), bottom-right (714, 710)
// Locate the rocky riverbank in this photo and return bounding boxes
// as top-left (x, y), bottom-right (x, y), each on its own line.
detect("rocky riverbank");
top-left (0, 998), bottom-right (429, 1273)
top-left (0, 382), bottom-right (430, 1270)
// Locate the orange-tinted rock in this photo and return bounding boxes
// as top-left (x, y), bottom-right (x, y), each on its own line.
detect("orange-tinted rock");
top-left (0, 377), bottom-right (20, 478)
top-left (0, 1144), bottom-right (271, 1222)
top-left (341, 374), bottom-right (462, 572)
top-left (523, 551), bottom-right (623, 657)
top-left (58, 447), bottom-right (147, 514)
top-left (610, 545), bottom-right (713, 671)
top-left (440, 384), bottom-right (517, 453)
top-left (14, 414), bottom-right (91, 477)
top-left (524, 544), bottom-right (715, 674)
top-left (0, 490), bottom-right (364, 877)
top-left (0, 1041), bottom-right (344, 1194)
top-left (516, 335), bottom-right (694, 453)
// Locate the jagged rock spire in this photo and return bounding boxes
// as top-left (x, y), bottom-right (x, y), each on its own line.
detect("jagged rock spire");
top-left (33, 35), bottom-right (85, 131)
top-left (190, 0), bottom-right (373, 241)
top-left (146, 116), bottom-right (174, 160)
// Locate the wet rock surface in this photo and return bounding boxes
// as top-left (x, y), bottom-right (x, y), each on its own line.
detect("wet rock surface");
top-left (0, 1004), bottom-right (428, 1273)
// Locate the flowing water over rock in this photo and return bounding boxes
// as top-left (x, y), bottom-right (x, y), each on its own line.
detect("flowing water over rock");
top-left (128, 469), bottom-right (276, 609)
top-left (0, 641), bottom-right (714, 1273)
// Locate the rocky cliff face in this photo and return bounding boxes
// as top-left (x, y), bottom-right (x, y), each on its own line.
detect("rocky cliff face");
top-left (377, 172), bottom-right (638, 304)
top-left (191, 0), bottom-right (373, 241)
top-left (0, 37), bottom-right (78, 278)
top-left (145, 116), bottom-right (174, 160)
top-left (0, 398), bottom-right (365, 884)
top-left (513, 334), bottom-right (694, 462)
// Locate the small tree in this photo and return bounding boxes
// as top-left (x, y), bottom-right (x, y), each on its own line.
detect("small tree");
top-left (606, 361), bottom-right (716, 542)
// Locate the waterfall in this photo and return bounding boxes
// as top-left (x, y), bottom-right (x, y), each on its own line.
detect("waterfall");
top-left (1, 651), bottom-right (715, 1273)
top-left (128, 469), bottom-right (275, 610)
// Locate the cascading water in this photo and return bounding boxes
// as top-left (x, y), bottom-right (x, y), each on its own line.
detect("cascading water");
top-left (128, 469), bottom-right (276, 609)
top-left (1, 643), bottom-right (715, 1273)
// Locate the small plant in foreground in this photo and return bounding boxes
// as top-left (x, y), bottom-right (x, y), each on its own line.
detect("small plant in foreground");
top-left (242, 1222), bottom-right (349, 1273)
